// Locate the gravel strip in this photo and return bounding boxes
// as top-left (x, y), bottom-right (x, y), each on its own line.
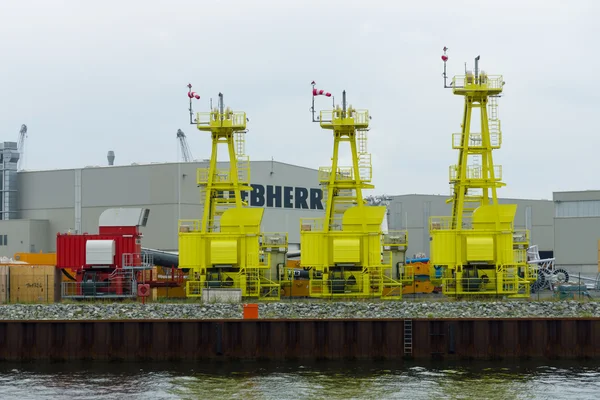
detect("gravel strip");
top-left (0, 300), bottom-right (599, 320)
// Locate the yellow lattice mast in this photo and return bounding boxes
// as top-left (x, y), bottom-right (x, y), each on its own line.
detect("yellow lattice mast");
top-left (178, 85), bottom-right (287, 300)
top-left (429, 49), bottom-right (533, 298)
top-left (299, 82), bottom-right (411, 299)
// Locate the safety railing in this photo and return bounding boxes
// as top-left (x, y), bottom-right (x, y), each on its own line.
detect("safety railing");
top-left (513, 230), bottom-right (529, 246)
top-left (319, 110), bottom-right (370, 127)
top-left (513, 248), bottom-right (528, 264)
top-left (429, 216), bottom-right (473, 230)
top-left (196, 111), bottom-right (247, 129)
top-left (382, 231), bottom-right (408, 248)
top-left (258, 275), bottom-right (281, 301)
top-left (197, 167), bottom-right (249, 185)
top-left (400, 264), bottom-right (415, 284)
top-left (452, 132), bottom-right (501, 149)
top-left (449, 165), bottom-right (503, 181)
top-left (442, 274), bottom-right (519, 296)
top-left (300, 217), bottom-right (344, 232)
top-left (358, 157), bottom-right (373, 182)
top-left (451, 75), bottom-right (504, 90)
top-left (260, 232), bottom-right (288, 249)
top-left (308, 270), bottom-right (373, 298)
top-left (319, 166), bottom-right (355, 182)
top-left (62, 272), bottom-right (137, 299)
top-left (178, 219), bottom-right (202, 233)
top-left (122, 253), bottom-right (154, 269)
top-left (300, 218), bottom-right (324, 232)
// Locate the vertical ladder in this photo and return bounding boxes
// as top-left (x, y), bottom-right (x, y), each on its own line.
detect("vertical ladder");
top-left (404, 319), bottom-right (413, 356)
top-left (235, 132), bottom-right (245, 157)
top-left (488, 96), bottom-right (501, 147)
top-left (356, 128), bottom-right (371, 182)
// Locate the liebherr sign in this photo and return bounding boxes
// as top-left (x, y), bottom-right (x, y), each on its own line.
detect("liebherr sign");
top-left (221, 185), bottom-right (324, 210)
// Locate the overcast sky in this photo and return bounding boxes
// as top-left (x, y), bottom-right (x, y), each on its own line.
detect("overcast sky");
top-left (1, 0), bottom-right (598, 200)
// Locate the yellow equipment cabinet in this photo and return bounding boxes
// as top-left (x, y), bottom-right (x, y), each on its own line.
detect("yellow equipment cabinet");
top-left (429, 50), bottom-right (534, 298)
top-left (300, 83), bottom-right (412, 299)
top-left (178, 90), bottom-right (288, 300)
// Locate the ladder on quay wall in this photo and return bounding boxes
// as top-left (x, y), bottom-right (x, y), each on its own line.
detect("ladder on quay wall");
top-left (404, 320), bottom-right (413, 357)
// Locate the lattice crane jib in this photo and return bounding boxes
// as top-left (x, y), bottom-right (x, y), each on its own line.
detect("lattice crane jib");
top-left (300, 82), bottom-right (409, 299)
top-left (176, 129), bottom-right (194, 163)
top-left (178, 84), bottom-right (287, 300)
top-left (429, 49), bottom-right (534, 298)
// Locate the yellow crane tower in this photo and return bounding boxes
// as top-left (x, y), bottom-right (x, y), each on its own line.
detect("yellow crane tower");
top-left (178, 85), bottom-right (288, 300)
top-left (429, 49), bottom-right (534, 298)
top-left (299, 82), bottom-right (412, 299)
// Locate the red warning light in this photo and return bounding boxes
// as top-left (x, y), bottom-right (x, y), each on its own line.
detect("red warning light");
top-left (441, 55), bottom-right (448, 62)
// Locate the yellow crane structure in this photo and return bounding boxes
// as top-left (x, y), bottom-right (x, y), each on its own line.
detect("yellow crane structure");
top-left (299, 82), bottom-right (412, 299)
top-left (429, 49), bottom-right (534, 297)
top-left (178, 85), bottom-right (288, 300)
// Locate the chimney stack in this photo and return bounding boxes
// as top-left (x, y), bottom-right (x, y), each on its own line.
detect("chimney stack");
top-left (107, 150), bottom-right (115, 166)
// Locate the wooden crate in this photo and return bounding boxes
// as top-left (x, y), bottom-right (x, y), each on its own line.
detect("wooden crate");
top-left (9, 265), bottom-right (61, 303)
top-left (0, 266), bottom-right (8, 304)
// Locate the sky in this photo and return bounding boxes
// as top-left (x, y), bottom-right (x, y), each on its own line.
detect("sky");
top-left (1, 0), bottom-right (599, 200)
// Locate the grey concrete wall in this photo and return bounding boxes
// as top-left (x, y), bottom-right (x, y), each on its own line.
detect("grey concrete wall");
top-left (388, 194), bottom-right (554, 259)
top-left (0, 219), bottom-right (49, 257)
top-left (17, 161), bottom-right (324, 252)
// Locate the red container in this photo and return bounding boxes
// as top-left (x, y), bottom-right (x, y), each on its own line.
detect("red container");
top-left (56, 232), bottom-right (142, 270)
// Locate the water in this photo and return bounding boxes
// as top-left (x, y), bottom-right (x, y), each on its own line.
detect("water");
top-left (0, 360), bottom-right (599, 399)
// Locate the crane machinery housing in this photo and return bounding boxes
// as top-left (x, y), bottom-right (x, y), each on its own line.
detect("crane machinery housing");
top-left (299, 83), bottom-right (412, 299)
top-left (428, 49), bottom-right (535, 298)
top-left (178, 86), bottom-right (288, 300)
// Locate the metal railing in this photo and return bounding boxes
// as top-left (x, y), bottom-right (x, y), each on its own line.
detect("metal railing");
top-left (260, 232), bottom-right (288, 249)
top-left (442, 275), bottom-right (519, 296)
top-left (197, 166), bottom-right (249, 186)
top-left (319, 166), bottom-right (354, 182)
top-left (300, 217), bottom-right (345, 232)
top-left (62, 270), bottom-right (137, 299)
top-left (449, 165), bottom-right (503, 181)
top-left (307, 266), bottom-right (405, 299)
top-left (122, 253), bottom-right (154, 269)
top-left (186, 268), bottom-right (280, 300)
top-left (319, 109), bottom-right (370, 126)
top-left (429, 216), bottom-right (473, 230)
top-left (452, 132), bottom-right (502, 149)
top-left (513, 249), bottom-right (528, 264)
top-left (382, 231), bottom-right (408, 247)
top-left (452, 75), bottom-right (504, 90)
top-left (513, 230), bottom-right (529, 245)
top-left (179, 219), bottom-right (202, 232)
top-left (318, 164), bottom-right (373, 184)
top-left (196, 111), bottom-right (247, 129)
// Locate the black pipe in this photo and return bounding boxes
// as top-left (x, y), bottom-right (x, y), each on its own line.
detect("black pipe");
top-left (141, 248), bottom-right (179, 268)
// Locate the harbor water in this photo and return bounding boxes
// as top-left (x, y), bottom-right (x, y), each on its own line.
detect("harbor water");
top-left (0, 360), bottom-right (599, 399)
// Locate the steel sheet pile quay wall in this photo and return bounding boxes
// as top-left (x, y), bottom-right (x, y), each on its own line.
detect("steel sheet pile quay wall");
top-left (0, 318), bottom-right (598, 361)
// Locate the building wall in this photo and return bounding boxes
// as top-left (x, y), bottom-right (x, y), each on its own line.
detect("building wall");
top-left (0, 219), bottom-right (49, 257)
top-left (553, 190), bottom-right (600, 274)
top-left (17, 161), bottom-right (324, 252)
top-left (388, 194), bottom-right (554, 259)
